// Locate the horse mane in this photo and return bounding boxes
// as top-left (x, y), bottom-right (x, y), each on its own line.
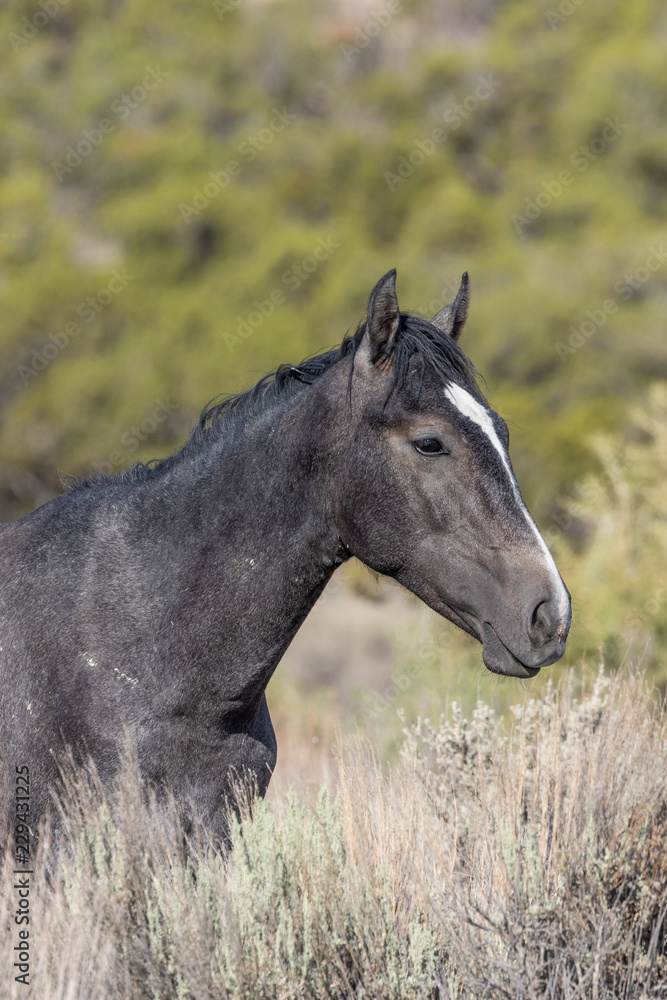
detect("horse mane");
top-left (66, 313), bottom-right (481, 492)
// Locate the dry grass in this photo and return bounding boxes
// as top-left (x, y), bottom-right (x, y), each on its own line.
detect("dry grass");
top-left (2, 665), bottom-right (666, 999)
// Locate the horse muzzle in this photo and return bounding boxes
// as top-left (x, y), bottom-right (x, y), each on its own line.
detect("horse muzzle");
top-left (480, 620), bottom-right (568, 679)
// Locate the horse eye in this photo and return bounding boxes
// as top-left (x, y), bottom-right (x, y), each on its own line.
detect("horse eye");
top-left (414, 438), bottom-right (445, 456)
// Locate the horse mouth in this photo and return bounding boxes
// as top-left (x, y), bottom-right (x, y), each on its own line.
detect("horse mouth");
top-left (481, 623), bottom-right (541, 679)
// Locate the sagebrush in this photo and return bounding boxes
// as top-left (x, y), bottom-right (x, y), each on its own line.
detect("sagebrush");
top-left (2, 665), bottom-right (666, 998)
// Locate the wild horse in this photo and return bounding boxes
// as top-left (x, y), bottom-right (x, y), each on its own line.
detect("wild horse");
top-left (0, 270), bottom-right (570, 843)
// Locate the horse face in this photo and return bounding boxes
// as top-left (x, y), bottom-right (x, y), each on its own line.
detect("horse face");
top-left (337, 271), bottom-right (570, 678)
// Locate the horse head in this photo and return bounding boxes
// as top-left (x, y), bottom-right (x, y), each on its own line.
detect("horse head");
top-left (336, 269), bottom-right (571, 678)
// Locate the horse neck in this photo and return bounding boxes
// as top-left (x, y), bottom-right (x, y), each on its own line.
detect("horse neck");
top-left (136, 377), bottom-right (348, 697)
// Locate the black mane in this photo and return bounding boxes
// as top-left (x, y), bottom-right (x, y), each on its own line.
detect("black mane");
top-left (68, 313), bottom-right (480, 492)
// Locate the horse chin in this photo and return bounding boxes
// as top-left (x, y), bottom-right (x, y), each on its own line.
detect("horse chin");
top-left (396, 578), bottom-right (552, 679)
top-left (481, 623), bottom-right (542, 679)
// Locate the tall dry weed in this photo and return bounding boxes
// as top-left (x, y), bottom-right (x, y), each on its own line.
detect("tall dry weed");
top-left (1, 666), bottom-right (665, 998)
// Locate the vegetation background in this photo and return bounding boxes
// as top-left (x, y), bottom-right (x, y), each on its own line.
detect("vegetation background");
top-left (2, 0), bottom-right (667, 729)
top-left (1, 0), bottom-right (667, 994)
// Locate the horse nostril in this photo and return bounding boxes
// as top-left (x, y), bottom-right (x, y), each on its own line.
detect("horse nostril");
top-left (530, 600), bottom-right (558, 644)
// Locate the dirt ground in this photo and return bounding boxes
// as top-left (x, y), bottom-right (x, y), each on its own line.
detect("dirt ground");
top-left (266, 566), bottom-right (441, 797)
top-left (278, 567), bottom-right (428, 700)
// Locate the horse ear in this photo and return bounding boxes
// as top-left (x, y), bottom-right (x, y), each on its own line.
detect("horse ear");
top-left (431, 272), bottom-right (470, 341)
top-left (365, 269), bottom-right (400, 364)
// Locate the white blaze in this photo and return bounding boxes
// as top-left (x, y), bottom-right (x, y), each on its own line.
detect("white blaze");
top-left (445, 383), bottom-right (569, 620)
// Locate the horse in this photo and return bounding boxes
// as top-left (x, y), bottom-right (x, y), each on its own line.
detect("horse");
top-left (0, 269), bottom-right (571, 844)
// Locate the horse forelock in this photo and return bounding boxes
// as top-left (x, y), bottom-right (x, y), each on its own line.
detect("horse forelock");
top-left (377, 313), bottom-right (482, 404)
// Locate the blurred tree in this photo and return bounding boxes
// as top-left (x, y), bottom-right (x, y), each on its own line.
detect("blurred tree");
top-left (0, 0), bottom-right (665, 530)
